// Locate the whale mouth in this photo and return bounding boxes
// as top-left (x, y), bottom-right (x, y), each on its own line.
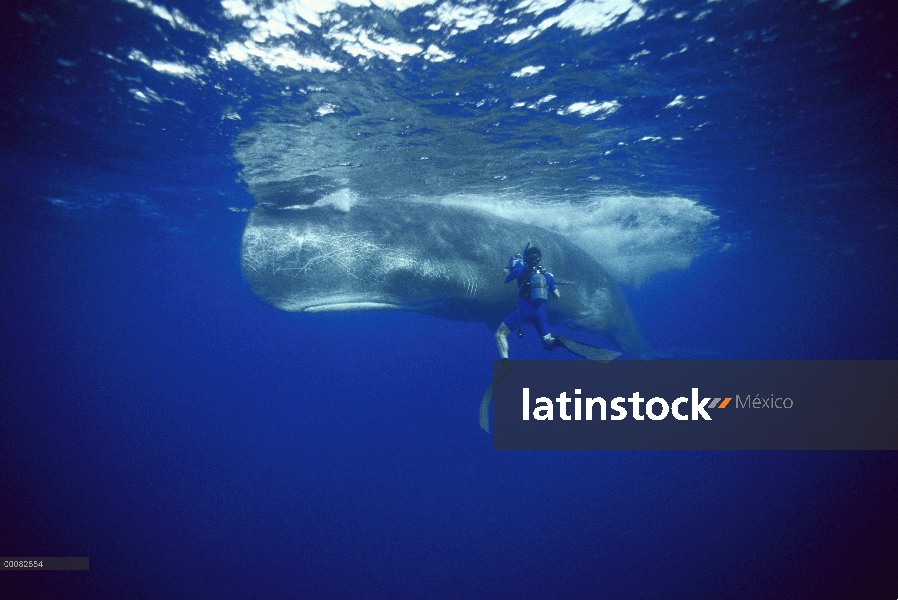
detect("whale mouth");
top-left (303, 302), bottom-right (402, 313)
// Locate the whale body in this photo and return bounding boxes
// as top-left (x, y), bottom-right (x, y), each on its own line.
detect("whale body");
top-left (241, 201), bottom-right (649, 357)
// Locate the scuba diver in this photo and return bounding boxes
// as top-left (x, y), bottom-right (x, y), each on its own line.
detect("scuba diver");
top-left (481, 243), bottom-right (622, 433)
top-left (495, 244), bottom-right (561, 359)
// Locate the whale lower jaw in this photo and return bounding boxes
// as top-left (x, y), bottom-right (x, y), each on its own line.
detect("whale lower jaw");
top-left (303, 302), bottom-right (402, 313)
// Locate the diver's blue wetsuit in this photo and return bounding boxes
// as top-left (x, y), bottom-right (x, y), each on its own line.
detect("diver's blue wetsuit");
top-left (502, 262), bottom-right (558, 339)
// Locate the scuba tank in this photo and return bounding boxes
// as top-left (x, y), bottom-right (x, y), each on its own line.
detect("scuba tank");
top-left (508, 243), bottom-right (550, 303)
top-left (528, 269), bottom-right (549, 302)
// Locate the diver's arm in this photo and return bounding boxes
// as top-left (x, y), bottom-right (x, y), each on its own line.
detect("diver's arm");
top-left (545, 272), bottom-right (560, 298)
top-left (505, 263), bottom-right (524, 283)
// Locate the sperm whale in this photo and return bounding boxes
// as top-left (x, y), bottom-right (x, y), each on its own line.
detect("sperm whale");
top-left (241, 201), bottom-right (649, 357)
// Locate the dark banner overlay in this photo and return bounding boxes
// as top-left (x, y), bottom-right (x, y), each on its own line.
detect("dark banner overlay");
top-left (491, 361), bottom-right (898, 450)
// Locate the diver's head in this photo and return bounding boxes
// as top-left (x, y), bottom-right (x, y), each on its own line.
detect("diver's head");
top-left (524, 246), bottom-right (542, 266)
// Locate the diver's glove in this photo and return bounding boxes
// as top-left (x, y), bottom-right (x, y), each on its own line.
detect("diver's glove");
top-left (507, 253), bottom-right (525, 271)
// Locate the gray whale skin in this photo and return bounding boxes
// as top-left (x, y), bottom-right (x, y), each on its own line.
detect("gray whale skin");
top-left (241, 202), bottom-right (649, 358)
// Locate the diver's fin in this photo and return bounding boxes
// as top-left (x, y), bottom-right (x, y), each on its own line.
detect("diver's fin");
top-left (480, 383), bottom-right (493, 433)
top-left (554, 335), bottom-right (621, 362)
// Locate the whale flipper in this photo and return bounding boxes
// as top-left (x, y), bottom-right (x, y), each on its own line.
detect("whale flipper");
top-left (555, 335), bottom-right (621, 362)
top-left (480, 360), bottom-right (515, 433)
top-left (479, 383), bottom-right (493, 433)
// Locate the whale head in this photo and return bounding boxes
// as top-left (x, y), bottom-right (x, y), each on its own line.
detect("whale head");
top-left (241, 205), bottom-right (482, 315)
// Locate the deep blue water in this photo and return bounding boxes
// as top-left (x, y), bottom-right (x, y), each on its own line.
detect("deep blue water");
top-left (2, 0), bottom-right (897, 597)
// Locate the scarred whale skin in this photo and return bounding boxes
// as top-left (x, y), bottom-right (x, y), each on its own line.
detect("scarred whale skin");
top-left (241, 202), bottom-right (649, 357)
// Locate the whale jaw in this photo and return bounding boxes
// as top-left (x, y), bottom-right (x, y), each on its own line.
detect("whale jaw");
top-left (303, 302), bottom-right (402, 313)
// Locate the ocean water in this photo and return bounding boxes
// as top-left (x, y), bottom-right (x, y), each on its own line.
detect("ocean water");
top-left (2, 0), bottom-right (897, 597)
